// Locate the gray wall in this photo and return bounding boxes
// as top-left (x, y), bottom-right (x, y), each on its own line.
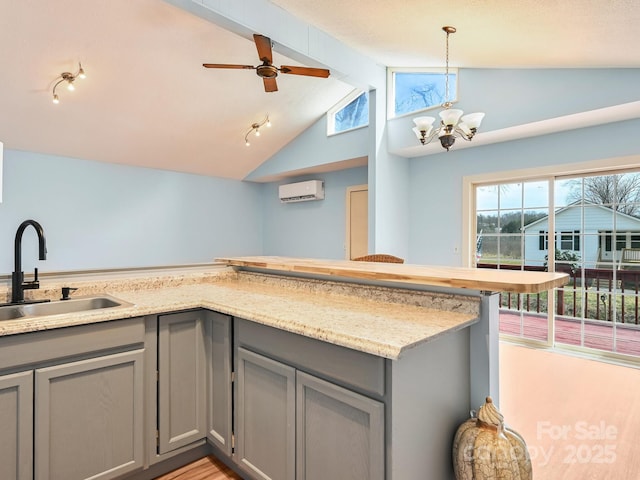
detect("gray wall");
top-left (0, 150), bottom-right (263, 274)
top-left (261, 166), bottom-right (368, 259)
top-left (408, 118), bottom-right (640, 266)
top-left (256, 68), bottom-right (640, 265)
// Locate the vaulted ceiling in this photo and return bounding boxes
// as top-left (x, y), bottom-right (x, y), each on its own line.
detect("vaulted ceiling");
top-left (0, 0), bottom-right (638, 181)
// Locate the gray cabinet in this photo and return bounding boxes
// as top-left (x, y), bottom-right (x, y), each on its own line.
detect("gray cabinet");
top-left (157, 311), bottom-right (207, 454)
top-left (0, 317), bottom-right (146, 480)
top-left (34, 349), bottom-right (144, 480)
top-left (296, 371), bottom-right (384, 480)
top-left (236, 344), bottom-right (384, 480)
top-left (0, 370), bottom-right (33, 480)
top-left (205, 311), bottom-right (233, 455)
top-left (236, 347), bottom-right (296, 480)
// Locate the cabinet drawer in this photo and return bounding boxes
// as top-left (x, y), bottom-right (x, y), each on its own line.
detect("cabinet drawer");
top-left (235, 318), bottom-right (385, 397)
top-left (0, 317), bottom-right (145, 371)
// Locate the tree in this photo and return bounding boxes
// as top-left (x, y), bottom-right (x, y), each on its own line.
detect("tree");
top-left (567, 173), bottom-right (640, 217)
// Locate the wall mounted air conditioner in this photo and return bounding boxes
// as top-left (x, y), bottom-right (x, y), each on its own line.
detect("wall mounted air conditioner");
top-left (278, 180), bottom-right (324, 203)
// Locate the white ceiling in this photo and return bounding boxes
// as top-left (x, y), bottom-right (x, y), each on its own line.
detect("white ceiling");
top-left (271, 0), bottom-right (640, 68)
top-left (1, 0), bottom-right (639, 181)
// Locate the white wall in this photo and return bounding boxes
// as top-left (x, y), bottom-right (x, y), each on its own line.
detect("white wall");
top-left (0, 150), bottom-right (263, 274)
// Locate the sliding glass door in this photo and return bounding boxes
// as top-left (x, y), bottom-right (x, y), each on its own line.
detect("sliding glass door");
top-left (475, 170), bottom-right (640, 359)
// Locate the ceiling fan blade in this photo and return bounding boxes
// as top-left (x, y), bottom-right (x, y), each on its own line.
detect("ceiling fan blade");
top-left (253, 34), bottom-right (273, 64)
top-left (279, 65), bottom-right (330, 78)
top-left (263, 77), bottom-right (278, 93)
top-left (202, 63), bottom-right (255, 70)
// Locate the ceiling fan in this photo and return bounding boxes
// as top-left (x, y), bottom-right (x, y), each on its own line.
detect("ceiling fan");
top-left (203, 34), bottom-right (330, 93)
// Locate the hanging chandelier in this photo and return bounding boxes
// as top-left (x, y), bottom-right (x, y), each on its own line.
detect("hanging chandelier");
top-left (412, 26), bottom-right (484, 151)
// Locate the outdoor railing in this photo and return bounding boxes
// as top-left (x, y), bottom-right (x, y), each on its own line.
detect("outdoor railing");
top-left (477, 263), bottom-right (640, 325)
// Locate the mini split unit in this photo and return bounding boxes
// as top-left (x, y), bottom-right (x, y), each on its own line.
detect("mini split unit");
top-left (278, 180), bottom-right (325, 203)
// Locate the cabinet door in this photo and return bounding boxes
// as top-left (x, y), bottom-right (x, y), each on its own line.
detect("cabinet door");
top-left (34, 349), bottom-right (144, 480)
top-left (158, 311), bottom-right (206, 454)
top-left (296, 371), bottom-right (385, 480)
top-left (0, 370), bottom-right (33, 480)
top-left (205, 311), bottom-right (232, 455)
top-left (236, 348), bottom-right (295, 480)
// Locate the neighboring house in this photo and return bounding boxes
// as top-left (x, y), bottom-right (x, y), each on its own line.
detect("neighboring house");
top-left (523, 202), bottom-right (640, 267)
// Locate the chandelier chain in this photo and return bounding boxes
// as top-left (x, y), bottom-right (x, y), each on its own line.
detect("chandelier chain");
top-left (445, 30), bottom-right (450, 105)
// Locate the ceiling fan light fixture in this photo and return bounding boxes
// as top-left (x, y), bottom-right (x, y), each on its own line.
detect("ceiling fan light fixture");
top-left (412, 26), bottom-right (485, 151)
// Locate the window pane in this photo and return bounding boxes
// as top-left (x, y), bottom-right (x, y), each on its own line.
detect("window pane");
top-left (615, 172), bottom-right (640, 216)
top-left (394, 71), bottom-right (455, 116)
top-left (499, 210), bottom-right (522, 233)
top-left (477, 211), bottom-right (499, 233)
top-left (554, 178), bottom-right (575, 207)
top-left (499, 183), bottom-right (523, 209)
top-left (498, 235), bottom-right (523, 264)
top-left (476, 185), bottom-right (498, 211)
top-left (523, 181), bottom-right (548, 209)
top-left (334, 92), bottom-right (368, 133)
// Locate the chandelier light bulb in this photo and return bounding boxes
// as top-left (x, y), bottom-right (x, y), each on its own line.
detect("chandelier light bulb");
top-left (67, 81), bottom-right (75, 91)
top-left (266, 119), bottom-right (272, 127)
top-left (245, 140), bottom-right (250, 147)
top-left (78, 64), bottom-right (86, 79)
top-left (255, 129), bottom-right (260, 137)
top-left (52, 94), bottom-right (59, 104)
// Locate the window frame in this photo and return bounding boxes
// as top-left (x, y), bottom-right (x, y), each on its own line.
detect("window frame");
top-left (386, 67), bottom-right (458, 120)
top-left (326, 89), bottom-right (369, 137)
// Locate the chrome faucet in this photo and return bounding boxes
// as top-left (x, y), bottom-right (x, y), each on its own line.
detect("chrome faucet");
top-left (11, 219), bottom-right (48, 304)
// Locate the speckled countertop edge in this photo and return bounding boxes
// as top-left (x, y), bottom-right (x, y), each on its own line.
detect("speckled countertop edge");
top-left (0, 270), bottom-right (480, 360)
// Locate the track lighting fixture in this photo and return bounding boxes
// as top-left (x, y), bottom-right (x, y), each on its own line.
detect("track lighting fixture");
top-left (244, 115), bottom-right (271, 146)
top-left (51, 62), bottom-right (86, 104)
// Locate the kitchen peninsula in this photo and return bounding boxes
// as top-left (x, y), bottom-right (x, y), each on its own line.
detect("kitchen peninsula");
top-left (0, 257), bottom-right (567, 480)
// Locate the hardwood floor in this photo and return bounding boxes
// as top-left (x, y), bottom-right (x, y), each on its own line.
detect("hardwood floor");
top-left (501, 342), bottom-right (640, 479)
top-left (154, 455), bottom-right (241, 480)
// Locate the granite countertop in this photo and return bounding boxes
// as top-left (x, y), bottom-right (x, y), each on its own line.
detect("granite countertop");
top-left (0, 270), bottom-right (480, 360)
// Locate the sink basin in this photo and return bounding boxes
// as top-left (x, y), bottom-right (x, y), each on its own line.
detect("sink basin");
top-left (0, 306), bottom-right (25, 321)
top-left (0, 295), bottom-right (133, 321)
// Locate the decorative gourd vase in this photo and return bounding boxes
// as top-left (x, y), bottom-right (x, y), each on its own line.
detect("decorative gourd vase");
top-left (452, 397), bottom-right (532, 480)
